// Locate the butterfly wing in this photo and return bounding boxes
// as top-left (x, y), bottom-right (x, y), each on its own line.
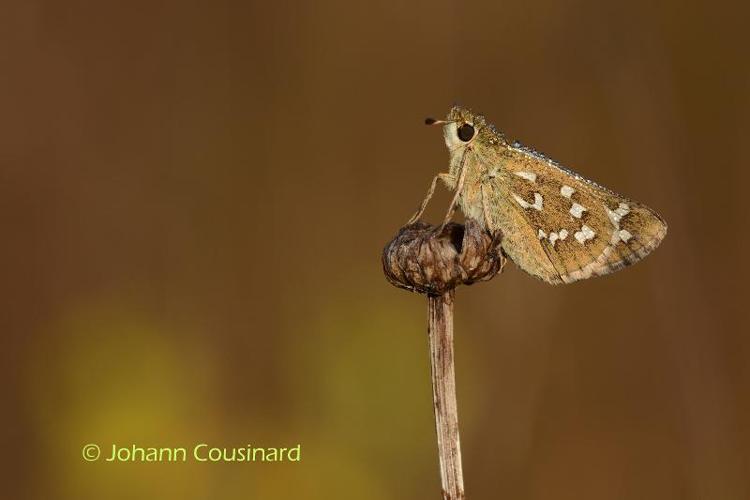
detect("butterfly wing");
top-left (476, 145), bottom-right (667, 285)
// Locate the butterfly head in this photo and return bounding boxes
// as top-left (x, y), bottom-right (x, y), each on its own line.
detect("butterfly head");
top-left (425, 105), bottom-right (504, 152)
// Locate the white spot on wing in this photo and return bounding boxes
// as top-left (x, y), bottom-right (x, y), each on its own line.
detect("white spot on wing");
top-left (574, 224), bottom-right (595, 244)
top-left (534, 193), bottom-right (543, 210)
top-left (619, 229), bottom-right (632, 242)
top-left (540, 228), bottom-right (568, 246)
top-left (513, 192), bottom-right (543, 211)
top-left (607, 202), bottom-right (630, 225)
top-left (606, 208), bottom-right (620, 225)
top-left (569, 203), bottom-right (586, 218)
top-left (561, 185), bottom-right (575, 198)
top-left (515, 171), bottom-right (537, 182)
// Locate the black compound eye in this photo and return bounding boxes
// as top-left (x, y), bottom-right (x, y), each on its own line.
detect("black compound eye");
top-left (457, 123), bottom-right (475, 142)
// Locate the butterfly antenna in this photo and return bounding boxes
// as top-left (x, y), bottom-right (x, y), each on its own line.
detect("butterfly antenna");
top-left (425, 118), bottom-right (453, 126)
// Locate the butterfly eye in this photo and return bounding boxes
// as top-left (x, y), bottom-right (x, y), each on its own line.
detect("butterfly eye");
top-left (457, 123), bottom-right (475, 142)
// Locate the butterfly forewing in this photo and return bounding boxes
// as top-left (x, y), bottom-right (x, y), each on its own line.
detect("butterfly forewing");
top-left (474, 145), bottom-right (667, 285)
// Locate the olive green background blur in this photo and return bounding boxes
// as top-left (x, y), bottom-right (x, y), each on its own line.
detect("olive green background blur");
top-left (2, 1), bottom-right (748, 499)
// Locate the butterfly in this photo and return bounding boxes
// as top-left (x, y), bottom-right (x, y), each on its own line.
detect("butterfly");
top-left (409, 105), bottom-right (667, 285)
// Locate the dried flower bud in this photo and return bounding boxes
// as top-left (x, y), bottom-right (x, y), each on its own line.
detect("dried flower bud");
top-left (382, 219), bottom-right (505, 295)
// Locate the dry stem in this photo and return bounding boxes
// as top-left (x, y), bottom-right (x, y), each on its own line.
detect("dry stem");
top-left (428, 290), bottom-right (465, 500)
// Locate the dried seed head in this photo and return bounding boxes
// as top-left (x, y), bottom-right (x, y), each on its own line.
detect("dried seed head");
top-left (382, 219), bottom-right (505, 295)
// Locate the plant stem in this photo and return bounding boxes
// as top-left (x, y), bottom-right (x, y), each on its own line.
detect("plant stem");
top-left (428, 290), bottom-right (465, 500)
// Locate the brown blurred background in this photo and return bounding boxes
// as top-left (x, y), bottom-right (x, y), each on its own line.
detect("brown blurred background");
top-left (1, 1), bottom-right (748, 499)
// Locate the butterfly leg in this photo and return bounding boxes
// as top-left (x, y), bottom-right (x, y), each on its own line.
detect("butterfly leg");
top-left (436, 165), bottom-right (468, 232)
top-left (407, 173), bottom-right (456, 225)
